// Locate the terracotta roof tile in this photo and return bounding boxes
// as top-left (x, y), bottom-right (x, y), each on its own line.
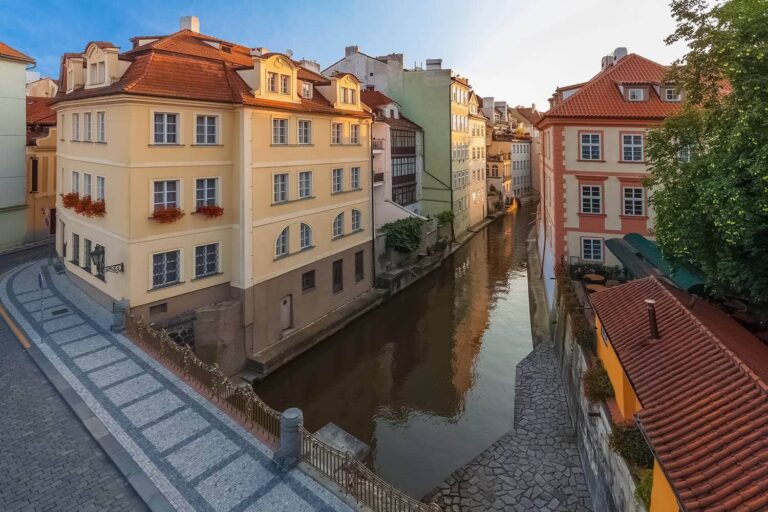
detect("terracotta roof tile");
top-left (544, 54), bottom-right (682, 120)
top-left (361, 90), bottom-right (395, 109)
top-left (0, 41), bottom-right (34, 64)
top-left (26, 97), bottom-right (56, 125)
top-left (591, 278), bottom-right (768, 511)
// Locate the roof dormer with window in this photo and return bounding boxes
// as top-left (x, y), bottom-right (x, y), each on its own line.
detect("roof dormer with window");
top-left (316, 73), bottom-right (362, 111)
top-left (83, 42), bottom-right (119, 89)
top-left (240, 52), bottom-right (302, 104)
top-left (64, 56), bottom-right (85, 93)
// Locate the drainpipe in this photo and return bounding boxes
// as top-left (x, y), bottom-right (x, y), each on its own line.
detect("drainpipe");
top-left (369, 117), bottom-right (376, 284)
top-left (448, 83), bottom-right (455, 242)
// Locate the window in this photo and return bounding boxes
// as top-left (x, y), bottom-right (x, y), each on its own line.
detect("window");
top-left (331, 122), bottom-right (343, 144)
top-left (196, 115), bottom-right (218, 144)
top-left (332, 259), bottom-right (343, 293)
top-left (298, 171), bottom-right (312, 199)
top-left (95, 244), bottom-right (105, 281)
top-left (154, 113), bottom-right (178, 144)
top-left (272, 118), bottom-right (288, 144)
top-left (580, 185), bottom-right (602, 214)
top-left (393, 184), bottom-right (416, 205)
top-left (300, 223), bottom-right (312, 250)
top-left (623, 187), bottom-right (644, 216)
top-left (153, 180), bottom-right (179, 210)
top-left (391, 130), bottom-right (415, 152)
top-left (275, 227), bottom-right (289, 257)
top-left (72, 113), bottom-right (79, 140)
top-left (89, 63), bottom-right (97, 84)
top-left (350, 124), bottom-right (360, 144)
top-left (580, 133), bottom-right (601, 160)
top-left (622, 134), bottom-right (644, 161)
top-left (301, 82), bottom-right (313, 99)
top-left (71, 171), bottom-right (80, 193)
top-left (582, 238), bottom-right (603, 261)
top-left (628, 88), bottom-right (644, 101)
top-left (332, 168), bottom-right (343, 193)
top-left (96, 112), bottom-right (106, 142)
top-left (280, 74), bottom-right (290, 94)
top-left (152, 250), bottom-right (180, 288)
top-left (97, 61), bottom-right (105, 83)
top-left (267, 72), bottom-right (277, 93)
top-left (83, 173), bottom-right (92, 197)
top-left (354, 250), bottom-right (364, 282)
top-left (31, 158), bottom-right (38, 193)
top-left (196, 178), bottom-right (217, 207)
top-left (195, 243), bottom-right (218, 278)
top-left (295, 119), bottom-right (312, 145)
top-left (678, 146), bottom-right (691, 163)
top-left (350, 167), bottom-right (361, 189)
top-left (351, 209), bottom-right (362, 231)
top-left (301, 270), bottom-right (315, 291)
top-left (83, 238), bottom-right (92, 271)
top-left (332, 213), bottom-right (344, 238)
top-left (96, 176), bottom-right (105, 201)
top-left (665, 88), bottom-right (681, 101)
top-left (273, 173), bottom-right (288, 203)
top-left (72, 233), bottom-right (80, 265)
top-left (84, 113), bottom-right (92, 141)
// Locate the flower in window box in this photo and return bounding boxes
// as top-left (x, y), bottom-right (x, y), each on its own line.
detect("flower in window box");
top-left (195, 204), bottom-right (224, 219)
top-left (74, 195), bottom-right (92, 215)
top-left (84, 199), bottom-right (106, 218)
top-left (151, 206), bottom-right (185, 224)
top-left (61, 192), bottom-right (80, 209)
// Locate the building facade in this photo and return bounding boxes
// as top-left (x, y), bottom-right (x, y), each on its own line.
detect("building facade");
top-left (536, 48), bottom-right (682, 307)
top-left (0, 42), bottom-right (35, 250)
top-left (468, 92), bottom-right (487, 227)
top-left (26, 96), bottom-right (57, 242)
top-left (53, 18), bottom-right (374, 363)
top-left (510, 138), bottom-right (532, 199)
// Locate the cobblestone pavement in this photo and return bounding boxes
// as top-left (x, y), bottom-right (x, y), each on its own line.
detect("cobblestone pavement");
top-left (0, 311), bottom-right (148, 512)
top-left (427, 342), bottom-right (593, 511)
top-left (1, 261), bottom-right (352, 512)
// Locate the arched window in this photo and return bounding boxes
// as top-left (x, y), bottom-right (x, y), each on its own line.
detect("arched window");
top-left (300, 223), bottom-right (312, 250)
top-left (332, 213), bottom-right (344, 238)
top-left (351, 209), bottom-right (362, 232)
top-left (275, 227), bottom-right (289, 257)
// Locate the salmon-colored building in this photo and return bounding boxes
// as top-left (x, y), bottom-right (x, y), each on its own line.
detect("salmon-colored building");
top-left (536, 48), bottom-right (682, 306)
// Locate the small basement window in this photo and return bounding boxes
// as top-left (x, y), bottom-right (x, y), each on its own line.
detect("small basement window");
top-left (149, 303), bottom-right (168, 316)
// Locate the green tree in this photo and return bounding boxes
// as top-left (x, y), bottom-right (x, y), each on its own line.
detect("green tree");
top-left (647, 0), bottom-right (768, 302)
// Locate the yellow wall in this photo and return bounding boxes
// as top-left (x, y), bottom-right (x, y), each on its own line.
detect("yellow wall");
top-left (595, 317), bottom-right (642, 421)
top-left (26, 128), bottom-right (57, 241)
top-left (650, 459), bottom-right (679, 512)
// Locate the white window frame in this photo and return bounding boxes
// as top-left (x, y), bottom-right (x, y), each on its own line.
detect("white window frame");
top-left (581, 238), bottom-right (603, 262)
top-left (83, 173), bottom-right (92, 197)
top-left (150, 249), bottom-right (182, 289)
top-left (332, 168), bottom-right (343, 193)
top-left (272, 118), bottom-right (288, 145)
top-left (580, 185), bottom-right (602, 214)
top-left (97, 61), bottom-right (105, 83)
top-left (351, 209), bottom-right (362, 232)
top-left (622, 187), bottom-right (644, 216)
top-left (96, 111), bottom-right (106, 142)
top-left (152, 179), bottom-right (181, 212)
top-left (96, 175), bottom-right (105, 201)
top-left (71, 171), bottom-right (80, 193)
top-left (665, 88), bottom-right (681, 101)
top-left (280, 74), bottom-right (290, 95)
top-left (332, 213), bottom-right (344, 238)
top-left (628, 88), bottom-right (644, 101)
top-left (298, 119), bottom-right (312, 145)
top-left (194, 242), bottom-right (220, 278)
top-left (300, 223), bottom-right (313, 250)
top-left (195, 177), bottom-right (219, 207)
top-left (153, 112), bottom-right (179, 144)
top-left (72, 113), bottom-right (80, 141)
top-left (350, 167), bottom-right (361, 190)
top-left (301, 82), bottom-right (312, 98)
top-left (331, 122), bottom-right (343, 144)
top-left (275, 227), bottom-right (289, 258)
top-left (350, 124), bottom-right (360, 144)
top-left (622, 134), bottom-right (644, 162)
top-left (298, 171), bottom-right (313, 199)
top-left (273, 173), bottom-right (289, 203)
top-left (579, 132), bottom-right (601, 160)
top-left (83, 112), bottom-right (92, 142)
top-left (267, 72), bottom-right (278, 93)
top-left (195, 114), bottom-right (219, 145)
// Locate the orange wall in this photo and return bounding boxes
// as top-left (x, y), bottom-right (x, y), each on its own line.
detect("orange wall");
top-left (595, 317), bottom-right (641, 422)
top-left (650, 459), bottom-right (679, 512)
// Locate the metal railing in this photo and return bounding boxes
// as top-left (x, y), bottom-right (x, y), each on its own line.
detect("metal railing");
top-left (124, 314), bottom-right (441, 512)
top-left (125, 314), bottom-right (281, 445)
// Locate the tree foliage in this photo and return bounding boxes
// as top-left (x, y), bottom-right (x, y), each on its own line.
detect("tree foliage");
top-left (381, 217), bottom-right (424, 253)
top-left (647, 0), bottom-right (768, 302)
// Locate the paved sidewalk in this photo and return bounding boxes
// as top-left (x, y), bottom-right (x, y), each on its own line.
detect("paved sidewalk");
top-left (1, 261), bottom-right (352, 512)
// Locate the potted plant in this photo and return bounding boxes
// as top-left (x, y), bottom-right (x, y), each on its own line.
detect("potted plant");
top-left (84, 199), bottom-right (106, 217)
top-left (195, 204), bottom-right (224, 219)
top-left (61, 192), bottom-right (80, 209)
top-left (151, 206), bottom-right (185, 224)
top-left (74, 195), bottom-right (92, 215)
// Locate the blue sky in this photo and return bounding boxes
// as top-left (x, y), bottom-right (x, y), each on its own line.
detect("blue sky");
top-left (2, 0), bottom-right (687, 108)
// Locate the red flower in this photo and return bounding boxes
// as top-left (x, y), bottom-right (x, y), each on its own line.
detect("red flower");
top-left (73, 195), bottom-right (92, 214)
top-left (84, 199), bottom-right (106, 217)
top-left (61, 192), bottom-right (80, 209)
top-left (195, 204), bottom-right (224, 219)
top-left (151, 206), bottom-right (185, 224)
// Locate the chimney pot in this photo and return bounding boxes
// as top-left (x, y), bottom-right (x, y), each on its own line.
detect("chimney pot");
top-left (425, 58), bottom-right (442, 70)
top-left (645, 299), bottom-right (660, 340)
top-left (180, 16), bottom-right (200, 33)
top-left (345, 45), bottom-right (359, 57)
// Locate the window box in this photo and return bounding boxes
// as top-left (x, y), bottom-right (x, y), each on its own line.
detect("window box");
top-left (83, 199), bottom-right (106, 218)
top-left (61, 192), bottom-right (80, 209)
top-left (150, 206), bottom-right (185, 224)
top-left (195, 204), bottom-right (224, 219)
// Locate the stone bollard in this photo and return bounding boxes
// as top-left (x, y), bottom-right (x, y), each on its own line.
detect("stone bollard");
top-left (111, 299), bottom-right (130, 333)
top-left (275, 408), bottom-right (303, 469)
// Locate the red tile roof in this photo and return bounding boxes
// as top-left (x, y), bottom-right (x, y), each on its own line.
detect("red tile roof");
top-left (591, 277), bottom-right (768, 511)
top-left (26, 97), bottom-right (57, 126)
top-left (543, 54), bottom-right (682, 120)
top-left (514, 107), bottom-right (542, 125)
top-left (360, 90), bottom-right (396, 109)
top-left (0, 41), bottom-right (34, 64)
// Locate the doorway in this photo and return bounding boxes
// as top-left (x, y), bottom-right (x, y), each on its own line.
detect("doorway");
top-left (280, 294), bottom-right (293, 331)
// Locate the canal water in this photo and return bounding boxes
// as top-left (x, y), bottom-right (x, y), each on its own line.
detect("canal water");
top-left (254, 206), bottom-right (535, 498)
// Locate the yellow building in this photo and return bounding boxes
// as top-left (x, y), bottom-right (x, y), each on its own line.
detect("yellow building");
top-left (591, 277), bottom-right (768, 512)
top-left (468, 92), bottom-right (487, 228)
top-left (53, 17), bottom-right (373, 366)
top-left (25, 97), bottom-right (58, 242)
top-left (450, 78), bottom-right (471, 236)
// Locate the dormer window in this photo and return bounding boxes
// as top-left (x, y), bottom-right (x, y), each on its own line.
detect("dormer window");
top-left (280, 75), bottom-right (290, 95)
top-left (267, 72), bottom-right (277, 93)
top-left (665, 88), bottom-right (681, 102)
top-left (67, 68), bottom-right (74, 92)
top-left (628, 88), bottom-right (644, 101)
top-left (341, 87), bottom-right (356, 105)
top-left (301, 82), bottom-right (313, 99)
top-left (98, 62), bottom-right (105, 83)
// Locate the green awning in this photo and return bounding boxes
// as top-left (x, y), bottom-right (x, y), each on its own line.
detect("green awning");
top-left (623, 233), bottom-right (707, 295)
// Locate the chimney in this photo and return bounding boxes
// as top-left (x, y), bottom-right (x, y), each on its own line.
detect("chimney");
top-left (645, 299), bottom-right (660, 340)
top-left (614, 47), bottom-right (628, 62)
top-left (250, 47), bottom-right (269, 57)
top-left (426, 58), bottom-right (442, 70)
top-left (180, 16), bottom-right (200, 33)
top-left (345, 45), bottom-right (359, 57)
top-left (601, 55), bottom-right (614, 71)
top-left (285, 49), bottom-right (293, 58)
top-left (298, 59), bottom-right (320, 73)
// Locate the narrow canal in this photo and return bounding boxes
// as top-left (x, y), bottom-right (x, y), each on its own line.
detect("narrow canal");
top-left (254, 206), bottom-right (535, 498)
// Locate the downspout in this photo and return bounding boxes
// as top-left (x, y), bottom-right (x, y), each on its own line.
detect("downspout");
top-left (369, 115), bottom-right (376, 284)
top-left (448, 82), bottom-right (455, 242)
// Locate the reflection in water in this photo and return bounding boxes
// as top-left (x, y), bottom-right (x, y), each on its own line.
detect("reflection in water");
top-left (254, 207), bottom-right (534, 497)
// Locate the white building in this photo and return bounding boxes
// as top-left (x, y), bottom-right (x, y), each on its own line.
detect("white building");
top-left (511, 138), bottom-right (532, 199)
top-left (0, 42), bottom-right (35, 250)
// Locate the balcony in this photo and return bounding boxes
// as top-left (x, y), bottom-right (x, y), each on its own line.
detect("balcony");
top-left (372, 138), bottom-right (385, 154)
